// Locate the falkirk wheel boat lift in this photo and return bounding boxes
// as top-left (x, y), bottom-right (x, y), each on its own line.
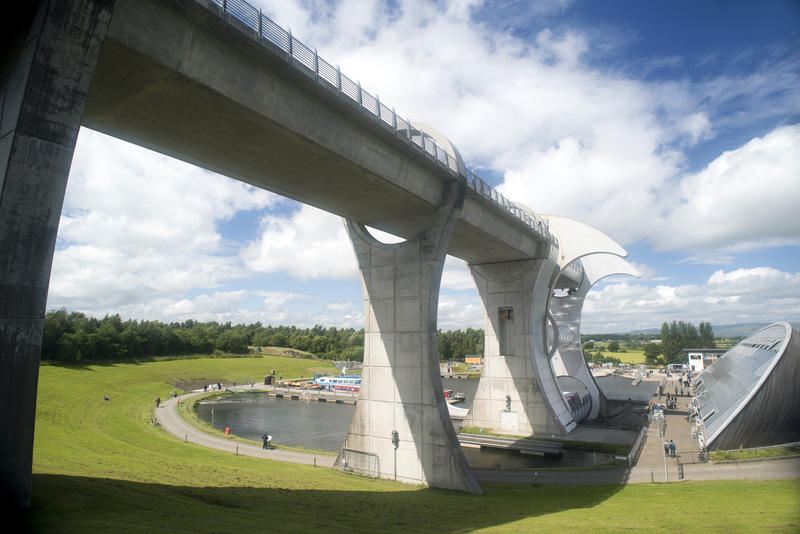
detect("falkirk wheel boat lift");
top-left (1, 0), bottom-right (642, 504)
top-left (335, 173), bottom-right (641, 493)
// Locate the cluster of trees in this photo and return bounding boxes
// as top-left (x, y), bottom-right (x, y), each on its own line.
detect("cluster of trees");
top-left (437, 328), bottom-right (484, 361)
top-left (581, 341), bottom-right (622, 366)
top-left (584, 340), bottom-right (624, 352)
top-left (643, 321), bottom-right (715, 365)
top-left (41, 309), bottom-right (486, 363)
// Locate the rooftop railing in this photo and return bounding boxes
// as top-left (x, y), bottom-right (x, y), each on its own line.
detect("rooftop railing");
top-left (206, 0), bottom-right (556, 246)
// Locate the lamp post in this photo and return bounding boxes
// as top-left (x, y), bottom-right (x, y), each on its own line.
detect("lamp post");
top-left (391, 430), bottom-right (399, 481)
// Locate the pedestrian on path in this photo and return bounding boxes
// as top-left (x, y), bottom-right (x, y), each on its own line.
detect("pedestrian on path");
top-left (262, 431), bottom-right (271, 449)
top-left (669, 440), bottom-right (676, 458)
top-left (155, 396), bottom-right (160, 408)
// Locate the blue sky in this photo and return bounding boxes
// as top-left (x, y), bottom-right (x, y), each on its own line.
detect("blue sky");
top-left (49, 0), bottom-right (800, 333)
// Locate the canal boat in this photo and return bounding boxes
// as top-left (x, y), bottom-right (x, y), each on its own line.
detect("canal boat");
top-left (314, 374), bottom-right (361, 392)
top-left (444, 389), bottom-right (465, 404)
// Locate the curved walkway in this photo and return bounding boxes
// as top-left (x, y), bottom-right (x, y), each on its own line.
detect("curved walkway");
top-left (154, 391), bottom-right (335, 468)
top-left (155, 391), bottom-right (800, 486)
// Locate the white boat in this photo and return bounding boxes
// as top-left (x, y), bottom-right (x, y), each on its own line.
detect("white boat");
top-left (447, 403), bottom-right (469, 420)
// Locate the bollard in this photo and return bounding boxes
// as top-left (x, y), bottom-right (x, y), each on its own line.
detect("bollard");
top-left (185, 433), bottom-right (187, 443)
top-left (236, 443), bottom-right (238, 455)
top-left (650, 469), bottom-right (654, 483)
top-left (313, 456), bottom-right (317, 467)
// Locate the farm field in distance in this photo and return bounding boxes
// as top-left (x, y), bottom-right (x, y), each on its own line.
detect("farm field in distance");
top-left (20, 355), bottom-right (800, 533)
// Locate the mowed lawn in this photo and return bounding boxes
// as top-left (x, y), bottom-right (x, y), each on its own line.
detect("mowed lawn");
top-left (589, 343), bottom-right (647, 365)
top-left (23, 357), bottom-right (800, 533)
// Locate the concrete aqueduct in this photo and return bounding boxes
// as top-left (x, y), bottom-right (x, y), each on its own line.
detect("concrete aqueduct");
top-left (1, 0), bottom-right (638, 506)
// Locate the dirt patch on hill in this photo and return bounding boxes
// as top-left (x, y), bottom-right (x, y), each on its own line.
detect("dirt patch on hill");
top-left (173, 379), bottom-right (223, 392)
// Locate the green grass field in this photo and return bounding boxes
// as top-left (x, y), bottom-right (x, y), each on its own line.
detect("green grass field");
top-left (22, 356), bottom-right (800, 532)
top-left (589, 343), bottom-right (647, 365)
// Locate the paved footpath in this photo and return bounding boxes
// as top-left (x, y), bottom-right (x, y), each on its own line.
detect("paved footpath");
top-left (155, 391), bottom-right (335, 468)
top-left (156, 391), bottom-right (800, 486)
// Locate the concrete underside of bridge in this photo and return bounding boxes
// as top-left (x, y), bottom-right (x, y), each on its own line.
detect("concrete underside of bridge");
top-left (84, 0), bottom-right (552, 266)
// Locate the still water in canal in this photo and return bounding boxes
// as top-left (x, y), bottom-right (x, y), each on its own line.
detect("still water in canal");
top-left (195, 377), bottom-right (612, 468)
top-left (195, 377), bottom-right (478, 452)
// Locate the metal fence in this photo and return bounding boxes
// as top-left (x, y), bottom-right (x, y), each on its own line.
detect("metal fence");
top-left (336, 448), bottom-right (380, 478)
top-left (206, 0), bottom-right (556, 246)
top-left (627, 420), bottom-right (649, 466)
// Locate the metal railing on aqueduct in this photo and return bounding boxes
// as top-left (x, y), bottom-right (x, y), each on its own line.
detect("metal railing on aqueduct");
top-left (207, 0), bottom-right (556, 246)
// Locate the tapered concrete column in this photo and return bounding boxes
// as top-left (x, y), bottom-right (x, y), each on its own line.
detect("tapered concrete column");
top-left (467, 248), bottom-right (576, 438)
top-left (550, 276), bottom-right (604, 420)
top-left (0, 0), bottom-right (113, 508)
top-left (335, 178), bottom-right (481, 494)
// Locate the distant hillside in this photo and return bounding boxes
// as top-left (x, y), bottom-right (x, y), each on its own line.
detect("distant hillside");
top-left (711, 323), bottom-right (770, 338)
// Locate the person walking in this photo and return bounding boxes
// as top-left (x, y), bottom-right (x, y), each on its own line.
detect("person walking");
top-left (669, 440), bottom-right (677, 458)
top-left (262, 431), bottom-right (271, 449)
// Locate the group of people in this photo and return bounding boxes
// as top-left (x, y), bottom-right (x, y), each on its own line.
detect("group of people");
top-left (664, 439), bottom-right (677, 458)
top-left (664, 392), bottom-right (679, 409)
top-left (203, 382), bottom-right (224, 392)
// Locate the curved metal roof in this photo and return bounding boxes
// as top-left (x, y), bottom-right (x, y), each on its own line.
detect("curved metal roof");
top-left (694, 322), bottom-right (793, 448)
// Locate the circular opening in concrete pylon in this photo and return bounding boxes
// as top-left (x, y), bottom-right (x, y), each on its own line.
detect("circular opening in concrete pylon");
top-left (557, 375), bottom-right (592, 423)
top-left (365, 225), bottom-right (406, 244)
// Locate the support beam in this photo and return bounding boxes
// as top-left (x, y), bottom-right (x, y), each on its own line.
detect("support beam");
top-left (0, 0), bottom-right (113, 508)
top-left (335, 178), bottom-right (481, 493)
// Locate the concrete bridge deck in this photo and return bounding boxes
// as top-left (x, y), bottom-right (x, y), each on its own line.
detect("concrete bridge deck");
top-left (83, 0), bottom-right (571, 271)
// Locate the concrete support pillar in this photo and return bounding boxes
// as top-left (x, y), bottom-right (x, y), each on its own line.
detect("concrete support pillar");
top-left (0, 0), bottom-right (113, 508)
top-left (335, 179), bottom-right (481, 494)
top-left (467, 250), bottom-right (576, 437)
top-left (549, 277), bottom-right (604, 420)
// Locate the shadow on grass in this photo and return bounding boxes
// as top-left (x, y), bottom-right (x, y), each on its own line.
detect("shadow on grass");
top-left (24, 473), bottom-right (627, 533)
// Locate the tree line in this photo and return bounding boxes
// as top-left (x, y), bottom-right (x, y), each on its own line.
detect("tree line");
top-left (642, 321), bottom-right (716, 365)
top-left (437, 328), bottom-right (484, 361)
top-left (41, 309), bottom-right (714, 366)
top-left (41, 309), bottom-right (485, 363)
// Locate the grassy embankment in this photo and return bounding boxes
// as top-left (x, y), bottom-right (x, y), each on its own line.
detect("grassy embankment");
top-left (711, 445), bottom-right (800, 462)
top-left (448, 361), bottom-right (482, 377)
top-left (23, 355), bottom-right (800, 532)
